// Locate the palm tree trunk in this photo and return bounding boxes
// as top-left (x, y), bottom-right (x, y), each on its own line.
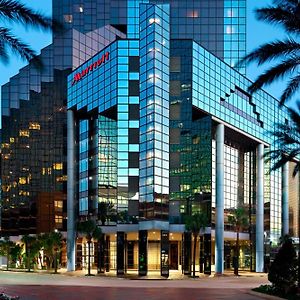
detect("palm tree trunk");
top-left (54, 251), bottom-right (58, 274)
top-left (193, 234), bottom-right (197, 277)
top-left (6, 248), bottom-right (9, 271)
top-left (234, 231), bottom-right (239, 276)
top-left (27, 244), bottom-right (30, 272)
top-left (88, 241), bottom-right (91, 276)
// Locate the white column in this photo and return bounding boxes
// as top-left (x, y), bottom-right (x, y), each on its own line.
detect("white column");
top-left (67, 110), bottom-right (76, 271)
top-left (215, 123), bottom-right (224, 274)
top-left (282, 162), bottom-right (289, 236)
top-left (256, 143), bottom-right (264, 272)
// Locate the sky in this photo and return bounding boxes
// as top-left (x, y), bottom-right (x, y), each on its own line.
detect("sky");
top-left (0, 0), bottom-right (293, 107)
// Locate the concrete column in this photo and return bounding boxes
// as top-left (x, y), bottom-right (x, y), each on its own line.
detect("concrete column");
top-left (67, 110), bottom-right (76, 271)
top-left (215, 123), bottom-right (224, 274)
top-left (256, 143), bottom-right (264, 272)
top-left (282, 162), bottom-right (289, 236)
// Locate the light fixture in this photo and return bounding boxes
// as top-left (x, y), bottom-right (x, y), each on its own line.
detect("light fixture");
top-left (149, 18), bottom-right (160, 24)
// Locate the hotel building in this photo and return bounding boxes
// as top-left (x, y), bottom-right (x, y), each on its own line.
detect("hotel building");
top-left (66, 1), bottom-right (299, 275)
top-left (1, 0), bottom-right (299, 276)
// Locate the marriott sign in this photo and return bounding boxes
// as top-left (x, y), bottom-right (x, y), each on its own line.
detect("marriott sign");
top-left (72, 51), bottom-right (110, 85)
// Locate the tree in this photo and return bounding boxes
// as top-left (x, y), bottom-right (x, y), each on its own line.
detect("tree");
top-left (0, 236), bottom-right (14, 270)
top-left (237, 0), bottom-right (300, 106)
top-left (0, 0), bottom-right (61, 66)
top-left (268, 235), bottom-right (298, 295)
top-left (264, 101), bottom-right (300, 176)
top-left (10, 244), bottom-right (23, 268)
top-left (98, 201), bottom-right (115, 225)
top-left (228, 207), bottom-right (249, 276)
top-left (185, 212), bottom-right (208, 277)
top-left (77, 219), bottom-right (102, 276)
top-left (264, 103), bottom-right (300, 288)
top-left (39, 231), bottom-right (63, 273)
top-left (21, 235), bottom-right (40, 272)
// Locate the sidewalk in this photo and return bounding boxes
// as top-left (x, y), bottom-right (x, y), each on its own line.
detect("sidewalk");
top-left (18, 267), bottom-right (267, 281)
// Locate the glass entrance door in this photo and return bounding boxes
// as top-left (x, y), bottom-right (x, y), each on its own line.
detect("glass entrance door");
top-left (169, 242), bottom-right (178, 270)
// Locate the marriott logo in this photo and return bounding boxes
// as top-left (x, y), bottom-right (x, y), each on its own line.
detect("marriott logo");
top-left (72, 52), bottom-right (110, 85)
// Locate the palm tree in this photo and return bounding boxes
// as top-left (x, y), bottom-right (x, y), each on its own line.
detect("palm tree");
top-left (10, 243), bottom-right (23, 268)
top-left (0, 0), bottom-right (60, 65)
top-left (21, 234), bottom-right (40, 272)
top-left (0, 236), bottom-right (14, 270)
top-left (185, 212), bottom-right (208, 277)
top-left (77, 219), bottom-right (102, 276)
top-left (98, 201), bottom-right (115, 225)
top-left (228, 207), bottom-right (249, 276)
top-left (39, 231), bottom-right (63, 273)
top-left (237, 0), bottom-right (300, 106)
top-left (264, 103), bottom-right (300, 288)
top-left (264, 101), bottom-right (300, 176)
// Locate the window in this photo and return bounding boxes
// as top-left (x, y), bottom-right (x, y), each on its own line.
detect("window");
top-left (64, 15), bottom-right (73, 23)
top-left (129, 56), bottom-right (139, 72)
top-left (129, 104), bottom-right (139, 120)
top-left (129, 80), bottom-right (139, 96)
top-left (29, 122), bottom-right (41, 130)
top-left (170, 128), bottom-right (180, 144)
top-left (170, 81), bottom-right (181, 97)
top-left (129, 176), bottom-right (139, 193)
top-left (129, 152), bottom-right (139, 168)
top-left (170, 152), bottom-right (180, 168)
top-left (170, 57), bottom-right (181, 72)
top-left (53, 163), bottom-right (63, 170)
top-left (170, 103), bottom-right (181, 120)
top-left (129, 128), bottom-right (139, 144)
top-left (19, 130), bottom-right (29, 137)
top-left (55, 201), bottom-right (63, 212)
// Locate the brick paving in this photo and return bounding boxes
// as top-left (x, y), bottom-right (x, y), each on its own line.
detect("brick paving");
top-left (0, 271), bottom-right (272, 300)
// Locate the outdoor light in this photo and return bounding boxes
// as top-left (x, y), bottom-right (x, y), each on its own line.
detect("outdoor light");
top-left (149, 18), bottom-right (160, 24)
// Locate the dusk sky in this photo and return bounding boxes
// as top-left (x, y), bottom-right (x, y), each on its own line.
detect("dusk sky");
top-left (0, 0), bottom-right (293, 107)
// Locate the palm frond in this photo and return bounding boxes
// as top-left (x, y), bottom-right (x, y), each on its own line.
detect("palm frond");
top-left (265, 103), bottom-right (300, 176)
top-left (273, 0), bottom-right (299, 10)
top-left (0, 27), bottom-right (42, 67)
top-left (236, 39), bottom-right (300, 68)
top-left (0, 0), bottom-right (61, 32)
top-left (280, 74), bottom-right (300, 105)
top-left (248, 56), bottom-right (300, 94)
top-left (0, 40), bottom-right (8, 64)
top-left (288, 105), bottom-right (300, 128)
top-left (255, 6), bottom-right (300, 34)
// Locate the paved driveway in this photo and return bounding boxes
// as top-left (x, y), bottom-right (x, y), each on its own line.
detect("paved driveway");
top-left (0, 271), bottom-right (271, 300)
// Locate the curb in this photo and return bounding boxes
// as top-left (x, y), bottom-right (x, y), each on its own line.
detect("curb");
top-left (248, 290), bottom-right (283, 300)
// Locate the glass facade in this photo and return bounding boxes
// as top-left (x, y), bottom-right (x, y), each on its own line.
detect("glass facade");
top-left (1, 0), bottom-right (299, 276)
top-left (65, 0), bottom-right (300, 275)
top-left (139, 3), bottom-right (170, 219)
top-left (0, 0), bottom-right (125, 234)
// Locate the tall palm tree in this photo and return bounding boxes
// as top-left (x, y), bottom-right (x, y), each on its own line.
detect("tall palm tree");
top-left (0, 0), bottom-right (60, 65)
top-left (39, 231), bottom-right (63, 273)
top-left (0, 236), bottom-right (14, 270)
top-left (228, 207), bottom-right (249, 276)
top-left (77, 219), bottom-right (102, 276)
top-left (21, 234), bottom-right (40, 272)
top-left (185, 212), bottom-right (208, 277)
top-left (265, 101), bottom-right (300, 176)
top-left (237, 0), bottom-right (300, 106)
top-left (264, 103), bottom-right (300, 288)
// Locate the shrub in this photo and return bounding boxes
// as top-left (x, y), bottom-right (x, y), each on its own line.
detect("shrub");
top-left (268, 236), bottom-right (298, 295)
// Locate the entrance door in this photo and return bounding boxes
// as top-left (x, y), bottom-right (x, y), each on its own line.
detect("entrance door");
top-left (169, 242), bottom-right (178, 270)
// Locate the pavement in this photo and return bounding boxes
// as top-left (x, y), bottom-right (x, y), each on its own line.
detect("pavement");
top-left (0, 269), bottom-right (277, 300)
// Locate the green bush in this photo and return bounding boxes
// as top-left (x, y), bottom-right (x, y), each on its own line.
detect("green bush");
top-left (268, 236), bottom-right (298, 295)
